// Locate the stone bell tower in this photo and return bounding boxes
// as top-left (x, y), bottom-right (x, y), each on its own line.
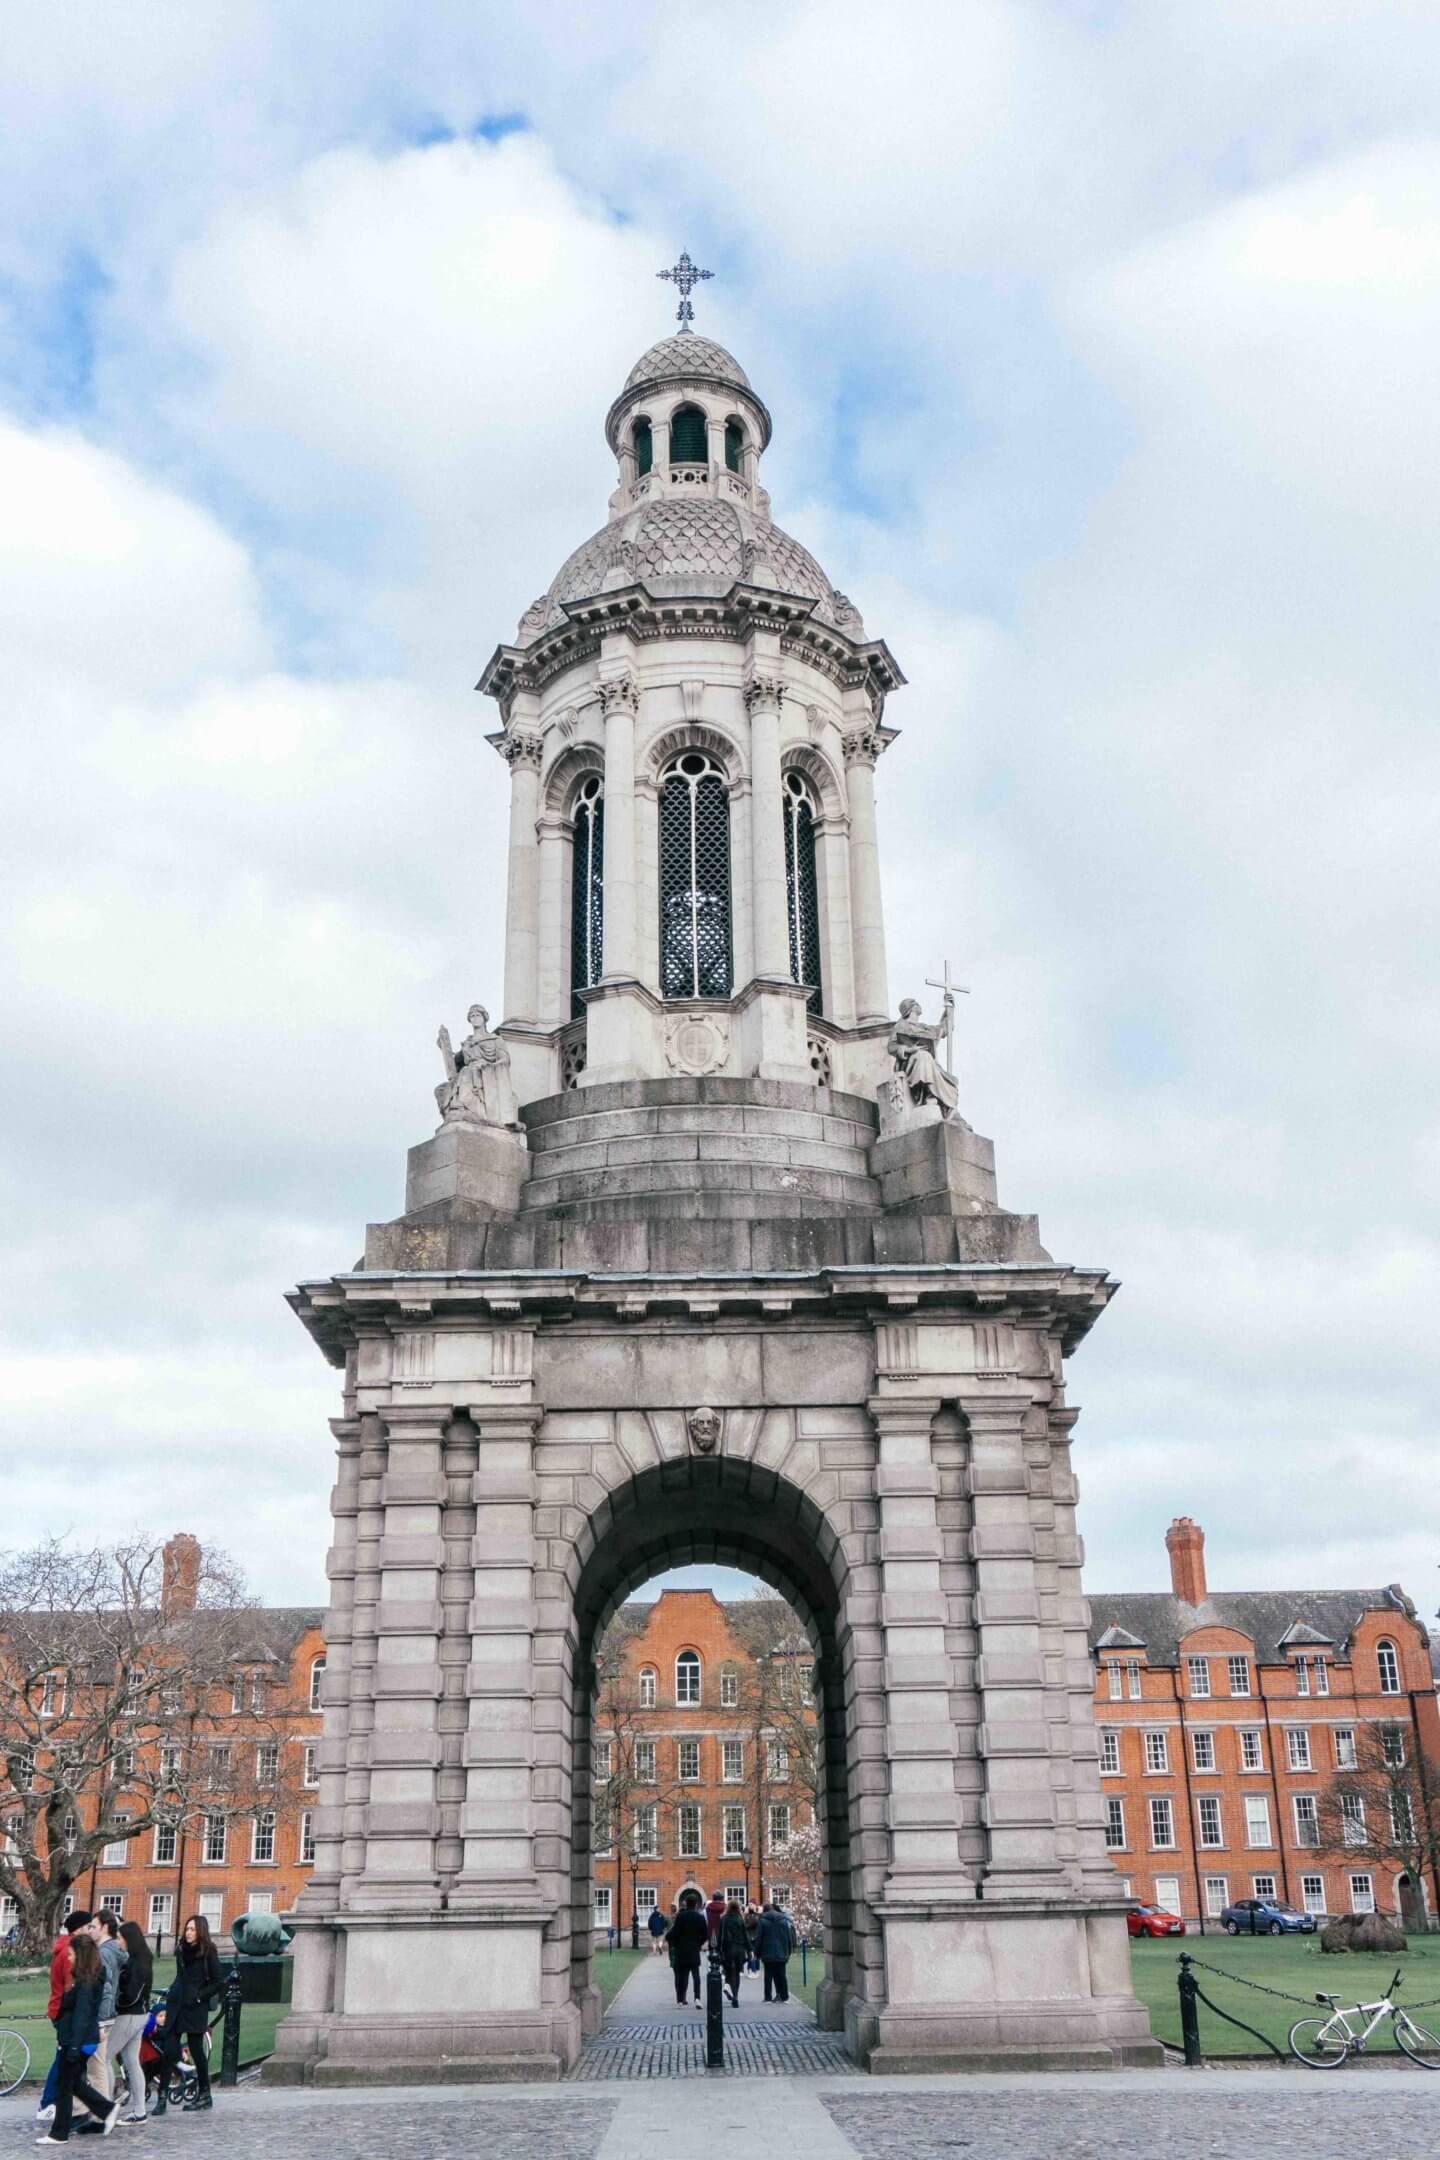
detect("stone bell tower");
top-left (272, 267), bottom-right (1158, 2083)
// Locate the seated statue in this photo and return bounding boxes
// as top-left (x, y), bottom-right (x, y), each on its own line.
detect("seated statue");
top-left (435, 1005), bottom-right (519, 1130)
top-left (888, 996), bottom-right (959, 1119)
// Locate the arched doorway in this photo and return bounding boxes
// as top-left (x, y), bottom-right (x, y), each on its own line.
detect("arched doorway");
top-left (561, 1453), bottom-right (862, 2038)
top-left (1398, 1873), bottom-right (1428, 1931)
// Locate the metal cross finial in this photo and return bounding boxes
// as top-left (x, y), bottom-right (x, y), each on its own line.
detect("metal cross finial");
top-left (925, 958), bottom-right (971, 1073)
top-left (657, 250), bottom-right (713, 333)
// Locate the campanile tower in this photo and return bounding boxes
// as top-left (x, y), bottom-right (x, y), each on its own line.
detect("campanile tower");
top-left (273, 271), bottom-right (1158, 2081)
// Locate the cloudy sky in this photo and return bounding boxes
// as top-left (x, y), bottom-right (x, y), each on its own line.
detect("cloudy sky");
top-left (3, 3), bottom-right (1437, 1614)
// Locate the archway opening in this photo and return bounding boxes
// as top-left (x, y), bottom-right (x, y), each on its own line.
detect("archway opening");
top-left (563, 1454), bottom-right (856, 2037)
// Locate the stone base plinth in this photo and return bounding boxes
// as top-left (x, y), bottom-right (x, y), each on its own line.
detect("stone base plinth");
top-left (854, 1903), bottom-right (1162, 2073)
top-left (404, 1122), bottom-right (528, 1214)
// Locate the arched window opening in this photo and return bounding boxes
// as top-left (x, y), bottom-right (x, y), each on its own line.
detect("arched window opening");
top-left (783, 771), bottom-right (822, 1015)
top-left (669, 404), bottom-right (707, 464)
top-left (659, 753), bottom-right (732, 999)
top-left (569, 773), bottom-right (604, 1019)
top-left (632, 417), bottom-right (653, 477)
top-left (675, 1650), bottom-right (702, 1705)
top-left (638, 1667), bottom-right (657, 1709)
top-left (720, 1665), bottom-right (739, 1709)
top-left (724, 419), bottom-right (744, 473)
top-left (308, 1659), bottom-right (326, 1713)
top-left (1377, 1640), bottom-right (1401, 1695)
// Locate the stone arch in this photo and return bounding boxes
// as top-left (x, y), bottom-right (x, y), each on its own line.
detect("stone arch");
top-left (781, 741), bottom-right (845, 819)
top-left (546, 1436), bottom-right (880, 2044)
top-left (543, 739), bottom-right (605, 816)
top-left (643, 721), bottom-right (745, 787)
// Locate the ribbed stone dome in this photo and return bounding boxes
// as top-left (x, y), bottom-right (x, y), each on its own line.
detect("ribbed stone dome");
top-left (534, 495), bottom-right (863, 637)
top-left (622, 334), bottom-right (751, 397)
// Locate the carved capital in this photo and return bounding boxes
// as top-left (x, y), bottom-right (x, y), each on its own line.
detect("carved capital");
top-left (842, 727), bottom-right (882, 767)
top-left (499, 729), bottom-right (543, 771)
top-left (599, 672), bottom-right (639, 717)
top-left (743, 673), bottom-right (786, 715)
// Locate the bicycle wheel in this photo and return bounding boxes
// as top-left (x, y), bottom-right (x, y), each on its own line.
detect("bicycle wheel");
top-left (0, 2026), bottom-right (31, 2097)
top-left (1289, 2016), bottom-right (1350, 2068)
top-left (1394, 2013), bottom-right (1440, 2068)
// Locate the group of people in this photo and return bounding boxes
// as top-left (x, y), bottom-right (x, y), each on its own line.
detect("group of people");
top-left (35, 1907), bottom-right (224, 2143)
top-left (649, 1890), bottom-right (798, 2009)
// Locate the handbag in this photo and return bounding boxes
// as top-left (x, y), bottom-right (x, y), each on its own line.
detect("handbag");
top-left (747, 1954), bottom-right (759, 1973)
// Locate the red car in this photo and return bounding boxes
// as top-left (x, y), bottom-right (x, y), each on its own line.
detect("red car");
top-left (1127, 1904), bottom-right (1186, 1938)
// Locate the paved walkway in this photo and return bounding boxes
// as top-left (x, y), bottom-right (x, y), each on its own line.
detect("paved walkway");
top-left (571, 1935), bottom-right (849, 2076)
top-left (8, 2066), bottom-right (1439, 2158)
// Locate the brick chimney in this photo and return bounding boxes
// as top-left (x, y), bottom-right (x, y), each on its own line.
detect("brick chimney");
top-left (1165, 1517), bottom-right (1207, 1604)
top-left (161, 1533), bottom-right (201, 1616)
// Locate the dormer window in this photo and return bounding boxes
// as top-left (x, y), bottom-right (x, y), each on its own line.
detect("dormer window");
top-left (632, 417), bottom-right (653, 477)
top-left (669, 404), bottom-right (707, 463)
top-left (724, 419), bottom-right (744, 473)
top-left (1377, 1639), bottom-right (1401, 1695)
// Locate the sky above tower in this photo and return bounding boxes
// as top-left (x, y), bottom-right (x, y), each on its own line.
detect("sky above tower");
top-left (2, 4), bottom-right (1437, 1610)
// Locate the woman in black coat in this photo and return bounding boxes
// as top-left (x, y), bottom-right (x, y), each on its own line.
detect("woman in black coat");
top-left (41, 1932), bottom-right (117, 2144)
top-left (718, 1900), bottom-right (750, 2008)
top-left (665, 1891), bottom-right (709, 2008)
top-left (153, 1914), bottom-right (223, 2116)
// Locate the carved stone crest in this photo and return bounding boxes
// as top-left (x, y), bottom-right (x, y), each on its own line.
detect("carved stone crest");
top-left (687, 1406), bottom-right (721, 1455)
top-left (665, 1013), bottom-right (729, 1078)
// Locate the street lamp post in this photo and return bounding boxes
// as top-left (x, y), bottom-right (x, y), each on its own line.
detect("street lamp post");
top-left (629, 1852), bottom-right (640, 1949)
top-left (741, 1846), bottom-right (752, 1908)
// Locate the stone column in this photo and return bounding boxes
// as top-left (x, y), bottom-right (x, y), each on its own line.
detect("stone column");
top-left (456, 1401), bottom-right (546, 1908)
top-left (535, 810), bottom-right (570, 1030)
top-left (598, 672), bottom-right (638, 983)
top-left (964, 1392), bottom-right (1068, 1898)
top-left (499, 722), bottom-right (543, 1027)
top-left (353, 1402), bottom-right (449, 1909)
top-left (306, 1416), bottom-right (361, 1915)
top-left (869, 1395), bottom-right (974, 1903)
top-left (745, 672), bottom-right (790, 981)
top-left (843, 727), bottom-right (890, 1023)
top-left (814, 812), bottom-right (856, 1028)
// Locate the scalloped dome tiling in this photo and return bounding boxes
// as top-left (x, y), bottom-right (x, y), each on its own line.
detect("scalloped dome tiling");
top-left (535, 496), bottom-right (860, 636)
top-left (622, 335), bottom-right (751, 397)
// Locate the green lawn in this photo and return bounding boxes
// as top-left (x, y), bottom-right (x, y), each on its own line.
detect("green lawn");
top-left (1130, 1933), bottom-right (1440, 2057)
top-left (592, 1946), bottom-right (647, 2009)
top-left (0, 1969), bottom-right (282, 2082)
top-left (786, 1946), bottom-right (826, 2012)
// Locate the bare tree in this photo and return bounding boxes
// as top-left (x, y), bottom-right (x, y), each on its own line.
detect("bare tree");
top-left (728, 1593), bottom-right (822, 1908)
top-left (1314, 1719), bottom-right (1440, 1928)
top-left (0, 1536), bottom-right (308, 1954)
top-left (592, 1623), bottom-right (685, 1938)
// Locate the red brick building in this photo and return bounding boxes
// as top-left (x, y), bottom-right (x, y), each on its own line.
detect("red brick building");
top-left (589, 1589), bottom-right (819, 1935)
top-left (1090, 1518), bottom-right (1439, 1930)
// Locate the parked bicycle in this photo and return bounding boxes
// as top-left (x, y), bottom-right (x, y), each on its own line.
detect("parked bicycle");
top-left (0, 1998), bottom-right (32, 2097)
top-left (1288, 1968), bottom-right (1440, 2068)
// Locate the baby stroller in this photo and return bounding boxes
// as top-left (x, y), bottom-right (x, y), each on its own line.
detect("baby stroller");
top-left (137, 2002), bottom-right (221, 2112)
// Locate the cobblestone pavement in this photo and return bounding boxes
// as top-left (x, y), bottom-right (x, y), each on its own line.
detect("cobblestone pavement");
top-left (569, 2015), bottom-right (858, 2078)
top-left (823, 2079), bottom-right (1440, 2159)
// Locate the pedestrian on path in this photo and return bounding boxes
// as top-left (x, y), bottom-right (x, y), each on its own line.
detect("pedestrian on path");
top-left (89, 1912), bottom-right (129, 2109)
top-left (718, 1900), bottom-right (750, 2008)
top-left (755, 1901), bottom-right (795, 2005)
top-left (38, 1931), bottom-right (118, 2145)
top-left (34, 1910), bottom-right (93, 2127)
top-left (108, 1923), bottom-right (153, 2124)
top-left (666, 1889), bottom-right (709, 2008)
top-left (152, 1914), bottom-right (222, 2117)
top-left (646, 1904), bottom-right (667, 1955)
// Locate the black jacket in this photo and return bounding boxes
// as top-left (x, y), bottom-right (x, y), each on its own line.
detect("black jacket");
top-left (56, 1977), bottom-right (103, 2057)
top-left (666, 1908), bottom-right (709, 1959)
top-left (168, 1940), bottom-right (223, 2029)
top-left (718, 1913), bottom-right (750, 1963)
top-left (116, 1940), bottom-right (153, 2016)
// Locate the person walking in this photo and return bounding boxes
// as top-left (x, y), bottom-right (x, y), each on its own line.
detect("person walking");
top-left (665, 1889), bottom-right (708, 2009)
top-left (37, 1931), bottom-right (118, 2145)
top-left (107, 1923), bottom-right (153, 2125)
top-left (704, 1888), bottom-right (725, 1947)
top-left (87, 1913), bottom-right (128, 2116)
top-left (646, 1903), bottom-right (667, 1955)
top-left (755, 1900), bottom-right (795, 2005)
top-left (152, 1914), bottom-right (223, 2117)
top-left (35, 1911), bottom-right (93, 2127)
top-left (718, 1899), bottom-right (750, 2008)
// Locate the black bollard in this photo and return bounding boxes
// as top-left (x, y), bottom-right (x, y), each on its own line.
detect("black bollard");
top-left (1177, 1951), bottom-right (1201, 2068)
top-left (705, 1939), bottom-right (724, 2069)
top-left (219, 1961), bottom-right (243, 2088)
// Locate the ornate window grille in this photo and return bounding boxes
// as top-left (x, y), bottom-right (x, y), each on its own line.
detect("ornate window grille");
top-left (782, 770), bottom-right (822, 1014)
top-left (632, 417), bottom-right (653, 477)
top-left (669, 404), bottom-right (707, 463)
top-left (659, 754), bottom-right (732, 998)
top-left (570, 775), bottom-right (604, 1019)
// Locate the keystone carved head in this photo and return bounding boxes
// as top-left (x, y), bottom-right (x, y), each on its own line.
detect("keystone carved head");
top-left (687, 1406), bottom-right (722, 1455)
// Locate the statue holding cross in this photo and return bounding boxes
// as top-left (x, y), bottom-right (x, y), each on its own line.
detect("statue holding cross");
top-left (887, 961), bottom-right (969, 1120)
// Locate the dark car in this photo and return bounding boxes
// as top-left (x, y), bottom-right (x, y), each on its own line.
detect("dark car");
top-left (1220, 1897), bottom-right (1316, 1936)
top-left (1127, 1904), bottom-right (1187, 1938)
